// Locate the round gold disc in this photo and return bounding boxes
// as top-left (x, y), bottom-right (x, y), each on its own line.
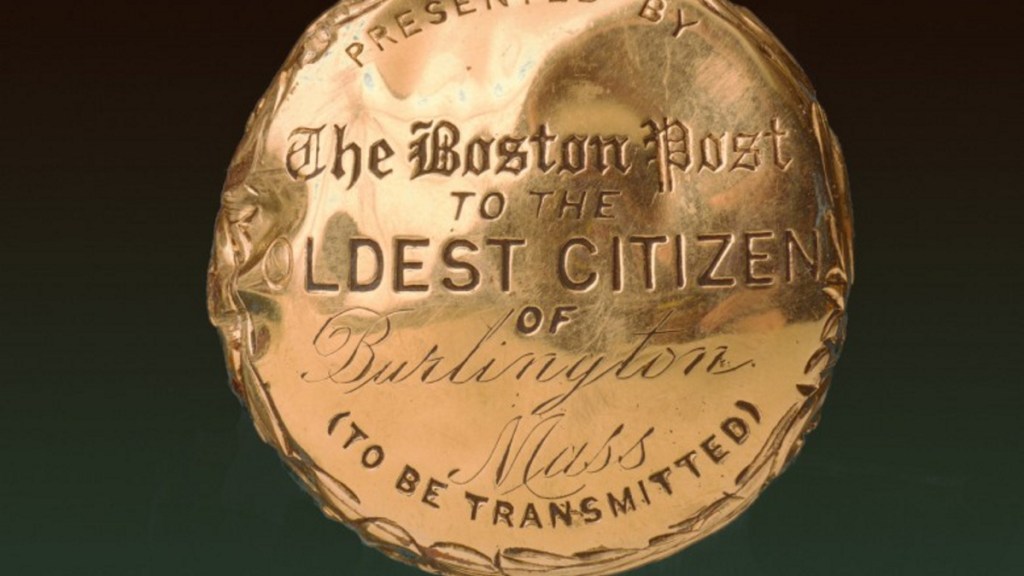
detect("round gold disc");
top-left (208, 1), bottom-right (853, 574)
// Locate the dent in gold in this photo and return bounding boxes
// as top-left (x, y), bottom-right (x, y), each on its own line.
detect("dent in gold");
top-left (208, 1), bottom-right (853, 575)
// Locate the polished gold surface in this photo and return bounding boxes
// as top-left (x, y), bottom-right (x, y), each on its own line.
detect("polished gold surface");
top-left (208, 1), bottom-right (853, 574)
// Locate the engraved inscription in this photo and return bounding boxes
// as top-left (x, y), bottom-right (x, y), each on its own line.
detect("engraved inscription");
top-left (303, 308), bottom-right (755, 416)
top-left (448, 415), bottom-right (655, 499)
top-left (342, 0), bottom-right (605, 68)
top-left (456, 401), bottom-right (761, 528)
top-left (285, 118), bottom-right (793, 193)
top-left (320, 401), bottom-right (763, 530)
top-left (408, 121), bottom-right (633, 180)
top-left (303, 228), bottom-right (821, 296)
top-left (211, 0), bottom-right (854, 569)
top-left (643, 117), bottom-right (792, 193)
top-left (638, 0), bottom-right (701, 38)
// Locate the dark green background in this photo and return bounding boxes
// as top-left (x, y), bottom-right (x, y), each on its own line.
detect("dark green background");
top-left (3, 1), bottom-right (1021, 574)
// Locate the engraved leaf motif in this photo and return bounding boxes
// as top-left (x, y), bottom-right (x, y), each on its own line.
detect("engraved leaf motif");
top-left (207, 1), bottom-right (855, 574)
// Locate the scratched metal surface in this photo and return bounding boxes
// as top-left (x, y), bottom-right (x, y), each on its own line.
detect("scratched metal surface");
top-left (208, 1), bottom-right (853, 574)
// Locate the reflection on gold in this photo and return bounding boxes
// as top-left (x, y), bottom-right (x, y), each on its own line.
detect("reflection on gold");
top-left (208, 1), bottom-right (853, 574)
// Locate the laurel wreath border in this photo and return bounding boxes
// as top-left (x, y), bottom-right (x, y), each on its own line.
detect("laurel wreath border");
top-left (207, 1), bottom-right (854, 574)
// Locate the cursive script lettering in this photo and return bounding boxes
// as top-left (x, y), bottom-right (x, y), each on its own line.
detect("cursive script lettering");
top-left (302, 308), bottom-right (754, 414)
top-left (448, 414), bottom-right (655, 499)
